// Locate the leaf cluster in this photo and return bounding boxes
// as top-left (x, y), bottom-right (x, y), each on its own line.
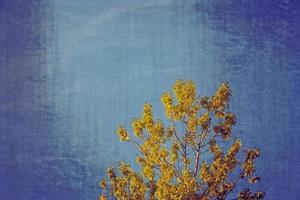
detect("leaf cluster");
top-left (100, 80), bottom-right (264, 200)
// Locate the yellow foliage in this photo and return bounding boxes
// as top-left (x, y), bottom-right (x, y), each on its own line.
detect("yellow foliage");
top-left (117, 125), bottom-right (129, 142)
top-left (100, 80), bottom-right (264, 200)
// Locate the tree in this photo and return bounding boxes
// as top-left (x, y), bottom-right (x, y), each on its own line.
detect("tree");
top-left (99, 80), bottom-right (264, 200)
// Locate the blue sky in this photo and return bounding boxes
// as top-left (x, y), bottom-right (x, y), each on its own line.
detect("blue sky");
top-left (0, 1), bottom-right (300, 199)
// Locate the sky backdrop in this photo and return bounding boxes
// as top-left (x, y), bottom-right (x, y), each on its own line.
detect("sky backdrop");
top-left (0, 0), bottom-right (300, 199)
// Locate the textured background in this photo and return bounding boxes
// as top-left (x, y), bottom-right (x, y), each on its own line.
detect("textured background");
top-left (0, 0), bottom-right (300, 199)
